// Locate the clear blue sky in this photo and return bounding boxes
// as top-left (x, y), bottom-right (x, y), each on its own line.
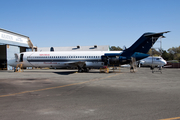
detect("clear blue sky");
top-left (0, 0), bottom-right (179, 50)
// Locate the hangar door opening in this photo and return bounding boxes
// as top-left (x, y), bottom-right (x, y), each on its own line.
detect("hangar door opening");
top-left (0, 45), bottom-right (7, 70)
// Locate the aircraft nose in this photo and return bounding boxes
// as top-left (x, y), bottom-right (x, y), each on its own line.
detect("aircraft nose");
top-left (162, 60), bottom-right (167, 66)
top-left (164, 60), bottom-right (167, 65)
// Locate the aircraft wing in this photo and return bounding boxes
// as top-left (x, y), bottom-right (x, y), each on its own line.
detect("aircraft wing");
top-left (67, 61), bottom-right (86, 68)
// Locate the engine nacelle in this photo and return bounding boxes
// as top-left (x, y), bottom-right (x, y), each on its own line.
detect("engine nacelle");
top-left (101, 56), bottom-right (128, 65)
top-left (109, 57), bottom-right (120, 65)
top-left (119, 56), bottom-right (127, 63)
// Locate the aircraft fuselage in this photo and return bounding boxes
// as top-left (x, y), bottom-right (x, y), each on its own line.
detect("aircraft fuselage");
top-left (9, 51), bottom-right (123, 69)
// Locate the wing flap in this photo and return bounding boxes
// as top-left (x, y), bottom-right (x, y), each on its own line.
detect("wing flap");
top-left (67, 61), bottom-right (86, 67)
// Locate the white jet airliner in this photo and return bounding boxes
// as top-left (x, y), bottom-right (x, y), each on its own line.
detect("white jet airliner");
top-left (8, 31), bottom-right (169, 72)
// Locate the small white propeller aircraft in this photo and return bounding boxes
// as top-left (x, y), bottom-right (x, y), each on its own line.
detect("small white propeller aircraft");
top-left (138, 56), bottom-right (167, 68)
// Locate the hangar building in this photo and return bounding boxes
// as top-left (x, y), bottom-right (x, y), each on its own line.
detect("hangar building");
top-left (0, 28), bottom-right (34, 70)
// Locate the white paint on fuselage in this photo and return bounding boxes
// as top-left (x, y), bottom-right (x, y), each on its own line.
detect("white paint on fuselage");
top-left (9, 51), bottom-right (122, 68)
top-left (139, 56), bottom-right (167, 67)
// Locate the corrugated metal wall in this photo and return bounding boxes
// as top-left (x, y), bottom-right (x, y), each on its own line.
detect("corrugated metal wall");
top-left (7, 45), bottom-right (20, 70)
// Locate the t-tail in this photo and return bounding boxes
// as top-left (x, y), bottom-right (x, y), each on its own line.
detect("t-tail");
top-left (121, 31), bottom-right (170, 57)
top-left (103, 31), bottom-right (170, 65)
top-left (121, 31), bottom-right (170, 60)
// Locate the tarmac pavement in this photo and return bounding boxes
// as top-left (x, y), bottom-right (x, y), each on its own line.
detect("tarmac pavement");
top-left (0, 68), bottom-right (180, 120)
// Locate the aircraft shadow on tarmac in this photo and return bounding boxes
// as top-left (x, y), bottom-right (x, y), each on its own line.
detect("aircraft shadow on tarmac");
top-left (53, 71), bottom-right (115, 75)
top-left (53, 71), bottom-right (77, 75)
top-left (53, 71), bottom-right (122, 75)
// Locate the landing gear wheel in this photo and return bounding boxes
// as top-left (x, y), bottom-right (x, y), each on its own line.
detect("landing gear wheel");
top-left (150, 66), bottom-right (154, 70)
top-left (83, 68), bottom-right (89, 72)
top-left (78, 69), bottom-right (83, 72)
top-left (130, 66), bottom-right (135, 73)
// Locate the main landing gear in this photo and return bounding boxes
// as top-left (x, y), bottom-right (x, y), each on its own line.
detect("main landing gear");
top-left (78, 67), bottom-right (90, 73)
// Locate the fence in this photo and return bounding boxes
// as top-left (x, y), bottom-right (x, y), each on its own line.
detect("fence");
top-left (166, 62), bottom-right (180, 68)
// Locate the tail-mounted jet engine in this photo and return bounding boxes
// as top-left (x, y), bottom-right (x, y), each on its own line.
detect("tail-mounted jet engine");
top-left (101, 56), bottom-right (128, 65)
top-left (101, 56), bottom-right (108, 65)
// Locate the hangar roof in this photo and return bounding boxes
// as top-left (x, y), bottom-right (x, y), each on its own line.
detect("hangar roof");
top-left (0, 28), bottom-right (29, 38)
top-left (0, 28), bottom-right (33, 48)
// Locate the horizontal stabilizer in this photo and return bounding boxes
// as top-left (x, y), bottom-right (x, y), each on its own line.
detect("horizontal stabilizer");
top-left (144, 31), bottom-right (170, 37)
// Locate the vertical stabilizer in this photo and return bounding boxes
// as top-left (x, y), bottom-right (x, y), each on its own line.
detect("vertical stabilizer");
top-left (121, 31), bottom-right (170, 57)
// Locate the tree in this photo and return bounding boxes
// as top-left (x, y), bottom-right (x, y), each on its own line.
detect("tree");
top-left (110, 45), bottom-right (180, 62)
top-left (168, 46), bottom-right (180, 61)
top-left (161, 50), bottom-right (170, 61)
top-left (147, 48), bottom-right (161, 56)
